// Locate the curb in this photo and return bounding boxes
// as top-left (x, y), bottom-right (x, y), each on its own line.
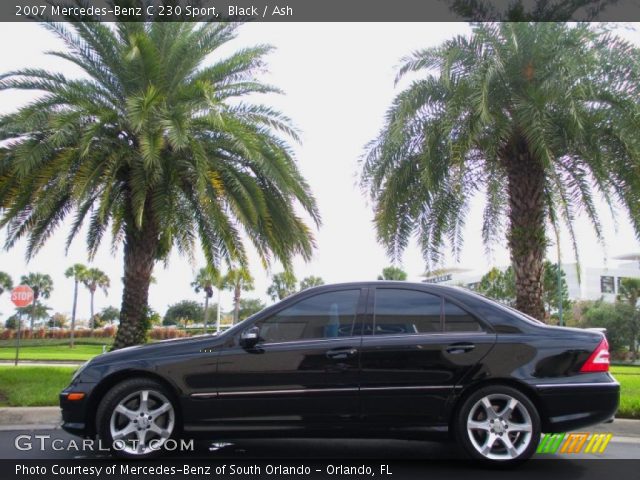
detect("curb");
top-left (0, 407), bottom-right (61, 429)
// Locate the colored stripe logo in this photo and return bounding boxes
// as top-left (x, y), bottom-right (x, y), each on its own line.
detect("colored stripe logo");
top-left (537, 433), bottom-right (612, 454)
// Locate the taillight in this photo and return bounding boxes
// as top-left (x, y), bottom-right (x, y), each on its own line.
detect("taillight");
top-left (580, 337), bottom-right (610, 373)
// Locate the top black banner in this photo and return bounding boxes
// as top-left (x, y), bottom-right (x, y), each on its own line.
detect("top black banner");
top-left (3, 0), bottom-right (640, 22)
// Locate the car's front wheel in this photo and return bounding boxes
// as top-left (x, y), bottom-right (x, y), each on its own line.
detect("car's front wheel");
top-left (455, 385), bottom-right (541, 464)
top-left (96, 378), bottom-right (178, 458)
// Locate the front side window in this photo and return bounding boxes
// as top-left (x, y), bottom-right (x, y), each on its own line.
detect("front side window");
top-left (256, 290), bottom-right (360, 343)
top-left (373, 289), bottom-right (442, 335)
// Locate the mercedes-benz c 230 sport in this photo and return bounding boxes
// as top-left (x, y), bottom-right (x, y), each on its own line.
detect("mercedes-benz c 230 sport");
top-left (60, 282), bottom-right (619, 464)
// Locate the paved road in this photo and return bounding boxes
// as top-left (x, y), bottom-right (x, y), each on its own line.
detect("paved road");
top-left (0, 428), bottom-right (637, 460)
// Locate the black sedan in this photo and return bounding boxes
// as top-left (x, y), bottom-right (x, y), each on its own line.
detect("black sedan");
top-left (60, 282), bottom-right (619, 464)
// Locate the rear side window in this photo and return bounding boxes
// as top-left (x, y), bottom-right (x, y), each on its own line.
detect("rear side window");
top-left (443, 300), bottom-right (484, 332)
top-left (373, 289), bottom-right (442, 335)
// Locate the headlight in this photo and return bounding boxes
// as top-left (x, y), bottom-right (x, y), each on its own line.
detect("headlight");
top-left (70, 360), bottom-right (90, 383)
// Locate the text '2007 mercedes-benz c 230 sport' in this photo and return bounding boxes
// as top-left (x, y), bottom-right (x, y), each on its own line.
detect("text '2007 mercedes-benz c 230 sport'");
top-left (60, 282), bottom-right (619, 464)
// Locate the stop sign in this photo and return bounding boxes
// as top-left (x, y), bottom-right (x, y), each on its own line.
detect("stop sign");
top-left (11, 285), bottom-right (34, 308)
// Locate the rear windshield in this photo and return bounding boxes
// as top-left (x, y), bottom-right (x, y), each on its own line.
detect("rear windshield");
top-left (453, 287), bottom-right (545, 326)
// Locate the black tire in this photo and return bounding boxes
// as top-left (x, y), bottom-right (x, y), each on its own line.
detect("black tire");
top-left (454, 385), bottom-right (541, 465)
top-left (96, 378), bottom-right (179, 459)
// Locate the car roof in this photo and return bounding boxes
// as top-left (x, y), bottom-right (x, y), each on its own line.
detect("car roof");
top-left (300, 281), bottom-right (464, 292)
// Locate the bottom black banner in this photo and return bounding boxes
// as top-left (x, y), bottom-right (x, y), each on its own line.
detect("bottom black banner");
top-left (3, 459), bottom-right (640, 480)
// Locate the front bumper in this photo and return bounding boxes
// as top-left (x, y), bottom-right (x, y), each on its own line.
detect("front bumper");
top-left (535, 377), bottom-right (620, 432)
top-left (59, 382), bottom-right (97, 437)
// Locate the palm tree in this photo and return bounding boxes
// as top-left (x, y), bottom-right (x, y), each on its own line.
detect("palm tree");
top-left (191, 267), bottom-right (221, 333)
top-left (377, 266), bottom-right (407, 281)
top-left (0, 17), bottom-right (319, 348)
top-left (223, 267), bottom-right (255, 324)
top-left (361, 23), bottom-right (640, 320)
top-left (19, 273), bottom-right (53, 330)
top-left (64, 263), bottom-right (87, 348)
top-left (0, 271), bottom-right (13, 297)
top-left (82, 268), bottom-right (110, 329)
top-left (267, 271), bottom-right (297, 302)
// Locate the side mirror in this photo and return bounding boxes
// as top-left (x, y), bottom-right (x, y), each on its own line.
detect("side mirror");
top-left (240, 326), bottom-right (260, 349)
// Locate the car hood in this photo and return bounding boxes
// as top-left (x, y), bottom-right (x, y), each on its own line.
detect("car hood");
top-left (89, 334), bottom-right (223, 365)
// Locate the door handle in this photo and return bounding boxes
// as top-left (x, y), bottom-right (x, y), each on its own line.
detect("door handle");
top-left (445, 343), bottom-right (476, 354)
top-left (326, 347), bottom-right (358, 360)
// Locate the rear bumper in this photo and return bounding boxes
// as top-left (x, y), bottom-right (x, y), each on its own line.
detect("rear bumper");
top-left (534, 377), bottom-right (620, 432)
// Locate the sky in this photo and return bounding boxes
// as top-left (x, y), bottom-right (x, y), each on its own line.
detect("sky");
top-left (0, 22), bottom-right (639, 323)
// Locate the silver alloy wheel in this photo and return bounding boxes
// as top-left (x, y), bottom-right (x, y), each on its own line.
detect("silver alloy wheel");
top-left (466, 393), bottom-right (533, 461)
top-left (109, 389), bottom-right (175, 456)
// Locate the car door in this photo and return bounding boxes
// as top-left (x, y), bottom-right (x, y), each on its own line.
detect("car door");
top-left (359, 286), bottom-right (496, 426)
top-left (203, 288), bottom-right (366, 430)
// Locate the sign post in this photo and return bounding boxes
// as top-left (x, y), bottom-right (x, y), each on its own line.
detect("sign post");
top-left (11, 285), bottom-right (34, 366)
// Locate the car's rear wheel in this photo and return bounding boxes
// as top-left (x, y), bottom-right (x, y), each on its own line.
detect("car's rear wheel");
top-left (455, 385), bottom-right (540, 464)
top-left (96, 378), bottom-right (178, 458)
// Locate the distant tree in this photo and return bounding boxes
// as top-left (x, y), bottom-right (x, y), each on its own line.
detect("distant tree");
top-left (578, 300), bottom-right (635, 356)
top-left (542, 263), bottom-right (572, 322)
top-left (82, 268), bottom-right (110, 329)
top-left (299, 276), bottom-right (325, 291)
top-left (0, 271), bottom-right (13, 296)
top-left (65, 264), bottom-right (87, 348)
top-left (238, 298), bottom-right (266, 321)
top-left (16, 303), bottom-right (51, 327)
top-left (267, 271), bottom-right (297, 302)
top-left (144, 308), bottom-right (162, 328)
top-left (48, 312), bottom-right (69, 329)
top-left (618, 277), bottom-right (640, 307)
top-left (5, 315), bottom-right (19, 329)
top-left (191, 267), bottom-right (221, 333)
top-left (20, 273), bottom-right (53, 330)
top-left (377, 266), bottom-right (407, 281)
top-left (223, 267), bottom-right (255, 324)
top-left (617, 277), bottom-right (640, 359)
top-left (477, 267), bottom-right (517, 306)
top-left (99, 306), bottom-right (120, 325)
top-left (477, 262), bottom-right (571, 319)
top-left (163, 301), bottom-right (203, 327)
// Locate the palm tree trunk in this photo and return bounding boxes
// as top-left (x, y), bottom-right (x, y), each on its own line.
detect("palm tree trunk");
top-left (502, 139), bottom-right (547, 321)
top-left (89, 291), bottom-right (95, 330)
top-left (232, 284), bottom-right (239, 324)
top-left (216, 289), bottom-right (221, 332)
top-left (203, 294), bottom-right (209, 333)
top-left (113, 211), bottom-right (158, 350)
top-left (70, 280), bottom-right (78, 348)
top-left (30, 294), bottom-right (38, 330)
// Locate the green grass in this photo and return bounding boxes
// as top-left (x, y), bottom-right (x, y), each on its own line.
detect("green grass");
top-left (0, 366), bottom-right (637, 417)
top-left (0, 344), bottom-right (105, 361)
top-left (0, 337), bottom-right (113, 348)
top-left (0, 366), bottom-right (75, 406)
top-left (611, 365), bottom-right (640, 419)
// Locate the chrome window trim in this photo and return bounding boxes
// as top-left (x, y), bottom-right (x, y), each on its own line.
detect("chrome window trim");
top-left (256, 336), bottom-right (362, 347)
top-left (361, 331), bottom-right (491, 341)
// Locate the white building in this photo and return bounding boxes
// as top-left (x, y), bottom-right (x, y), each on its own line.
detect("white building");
top-left (422, 253), bottom-right (640, 302)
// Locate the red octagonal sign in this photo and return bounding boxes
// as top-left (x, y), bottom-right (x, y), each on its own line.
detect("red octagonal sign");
top-left (11, 285), bottom-right (34, 308)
